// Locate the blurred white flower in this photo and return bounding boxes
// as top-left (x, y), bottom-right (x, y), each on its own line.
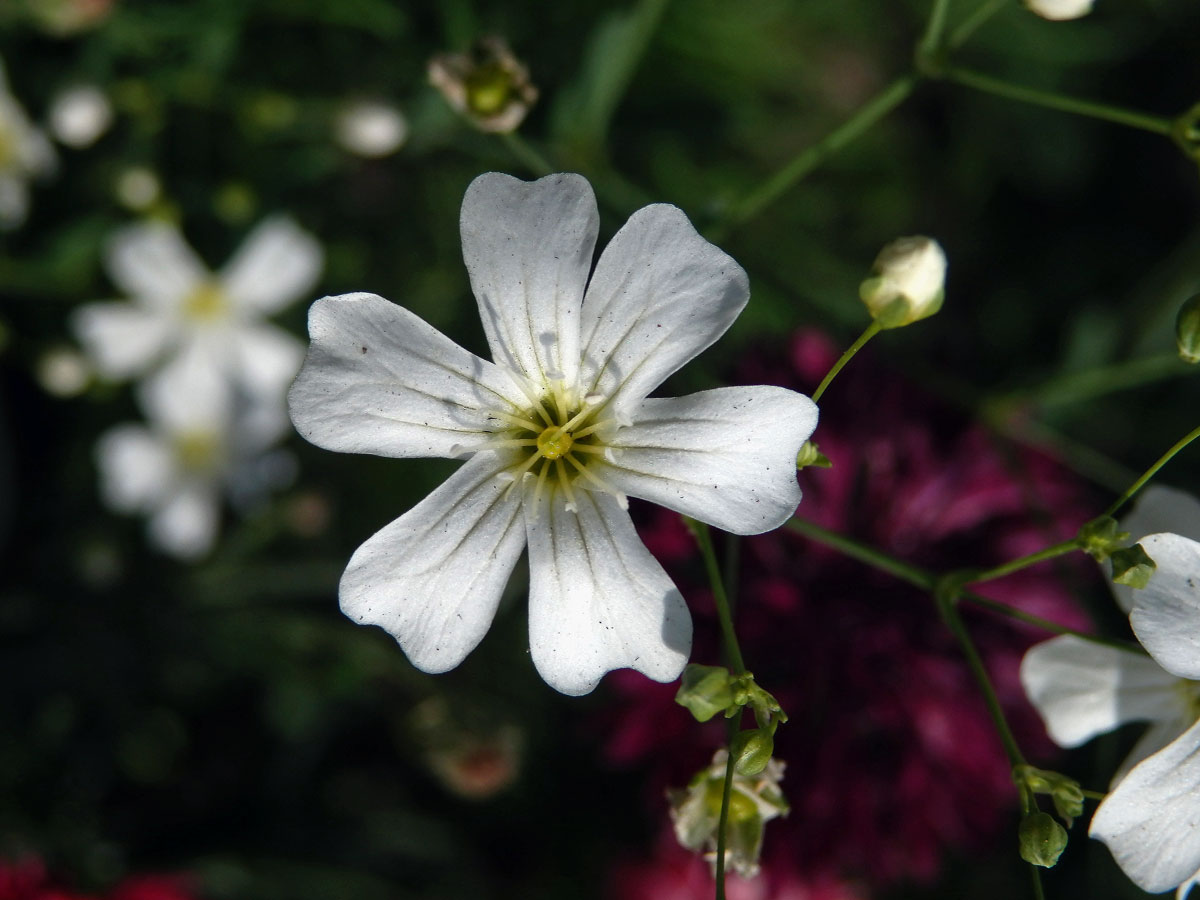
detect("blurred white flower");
top-left (1024, 0), bottom-right (1094, 21)
top-left (428, 37), bottom-right (538, 134)
top-left (1021, 529), bottom-right (1200, 896)
top-left (289, 172), bottom-right (818, 695)
top-left (48, 84), bottom-right (113, 148)
top-left (0, 59), bottom-right (57, 230)
top-left (96, 348), bottom-right (291, 559)
top-left (335, 100), bottom-right (408, 158)
top-left (36, 346), bottom-right (91, 397)
top-left (73, 215), bottom-right (323, 411)
top-left (114, 167), bottom-right (161, 211)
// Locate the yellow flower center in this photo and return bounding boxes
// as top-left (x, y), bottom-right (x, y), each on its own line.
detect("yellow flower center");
top-left (465, 65), bottom-right (513, 116)
top-left (493, 380), bottom-right (622, 511)
top-left (174, 430), bottom-right (221, 472)
top-left (183, 282), bottom-right (228, 322)
top-left (535, 425), bottom-right (574, 460)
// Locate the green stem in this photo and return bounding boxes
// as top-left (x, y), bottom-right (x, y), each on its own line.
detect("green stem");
top-left (788, 517), bottom-right (1139, 651)
top-left (693, 522), bottom-right (747, 674)
top-left (786, 518), bottom-right (933, 590)
top-left (948, 0), bottom-right (1010, 49)
top-left (712, 74), bottom-right (920, 239)
top-left (936, 588), bottom-right (1027, 767)
top-left (966, 538), bottom-right (1080, 585)
top-left (1103, 422), bottom-right (1200, 518)
top-left (993, 352), bottom-right (1187, 410)
top-left (918, 0), bottom-right (954, 61)
top-left (500, 132), bottom-right (555, 176)
top-left (812, 321), bottom-right (882, 403)
top-left (942, 64), bottom-right (1174, 136)
top-left (1029, 865), bottom-right (1046, 900)
top-left (713, 732), bottom-right (737, 900)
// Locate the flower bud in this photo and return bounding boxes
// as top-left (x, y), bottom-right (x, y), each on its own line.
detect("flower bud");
top-left (731, 728), bottom-right (774, 777)
top-left (428, 37), bottom-right (538, 133)
top-left (1018, 811), bottom-right (1068, 867)
top-left (1176, 294), bottom-right (1200, 364)
top-left (1023, 0), bottom-right (1094, 21)
top-left (1110, 543), bottom-right (1157, 589)
top-left (675, 663), bottom-right (735, 722)
top-left (859, 236), bottom-right (946, 329)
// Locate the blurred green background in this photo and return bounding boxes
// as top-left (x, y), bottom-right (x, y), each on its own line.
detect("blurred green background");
top-left (2, 0), bottom-right (1199, 897)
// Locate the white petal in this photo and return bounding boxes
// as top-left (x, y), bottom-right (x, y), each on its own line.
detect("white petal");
top-left (523, 486), bottom-right (692, 696)
top-left (95, 424), bottom-right (174, 512)
top-left (1114, 719), bottom-right (1191, 788)
top-left (460, 172), bottom-right (597, 386)
top-left (1019, 635), bottom-right (1184, 747)
top-left (289, 292), bottom-right (525, 459)
top-left (0, 174), bottom-right (29, 229)
top-left (339, 451), bottom-right (527, 673)
top-left (138, 343), bottom-right (231, 435)
top-left (1114, 486), bottom-right (1200, 612)
top-left (229, 322), bottom-right (304, 401)
top-left (148, 482), bottom-right (221, 560)
top-left (71, 302), bottom-right (174, 379)
top-left (1131, 533), bottom-right (1200, 679)
top-left (577, 204), bottom-right (749, 414)
top-left (1091, 718), bottom-right (1200, 894)
top-left (600, 386), bottom-right (818, 535)
top-left (105, 221), bottom-right (206, 310)
top-left (220, 215), bottom-right (324, 315)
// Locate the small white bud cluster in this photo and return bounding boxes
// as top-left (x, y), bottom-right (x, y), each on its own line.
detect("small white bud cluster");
top-left (859, 235), bottom-right (946, 329)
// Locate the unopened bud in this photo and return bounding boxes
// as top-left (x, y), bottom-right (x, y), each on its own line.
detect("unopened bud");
top-left (731, 729), bottom-right (774, 777)
top-left (860, 236), bottom-right (946, 329)
top-left (1023, 0), bottom-right (1094, 21)
top-left (796, 440), bottom-right (832, 469)
top-left (1110, 543), bottom-right (1157, 589)
top-left (1018, 812), bottom-right (1068, 867)
top-left (428, 37), bottom-right (538, 133)
top-left (675, 664), bottom-right (735, 722)
top-left (1176, 294), bottom-right (1200, 363)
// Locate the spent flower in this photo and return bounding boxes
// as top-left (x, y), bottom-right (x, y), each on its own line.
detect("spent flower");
top-left (428, 37), bottom-right (538, 133)
top-left (288, 172), bottom-right (818, 695)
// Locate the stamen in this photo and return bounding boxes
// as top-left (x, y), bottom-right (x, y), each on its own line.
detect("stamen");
top-left (555, 457), bottom-right (578, 512)
top-left (502, 451), bottom-right (543, 499)
top-left (569, 418), bottom-right (618, 440)
top-left (531, 454), bottom-right (551, 513)
top-left (567, 443), bottom-right (607, 455)
top-left (490, 410), bottom-right (544, 432)
top-left (487, 438), bottom-right (538, 450)
top-left (564, 452), bottom-right (621, 497)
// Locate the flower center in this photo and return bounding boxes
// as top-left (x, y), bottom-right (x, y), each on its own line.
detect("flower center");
top-left (493, 380), bottom-right (625, 512)
top-left (535, 425), bottom-right (573, 460)
top-left (183, 282), bottom-right (228, 322)
top-left (174, 430), bottom-right (222, 473)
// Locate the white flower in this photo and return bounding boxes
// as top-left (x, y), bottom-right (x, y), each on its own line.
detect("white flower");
top-left (288, 172), bottom-right (818, 695)
top-left (1021, 529), bottom-right (1200, 896)
top-left (859, 235), bottom-right (946, 328)
top-left (335, 100), bottom-right (408, 158)
top-left (0, 58), bottom-right (56, 230)
top-left (114, 167), bottom-right (162, 211)
top-left (97, 348), bottom-right (292, 560)
top-left (48, 84), bottom-right (113, 148)
top-left (72, 215), bottom-right (323, 408)
top-left (1024, 0), bottom-right (1095, 21)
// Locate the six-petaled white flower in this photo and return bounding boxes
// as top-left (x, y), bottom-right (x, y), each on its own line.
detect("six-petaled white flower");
top-left (288, 172), bottom-right (818, 695)
top-left (72, 214), bottom-right (323, 410)
top-left (1022, 489), bottom-right (1200, 897)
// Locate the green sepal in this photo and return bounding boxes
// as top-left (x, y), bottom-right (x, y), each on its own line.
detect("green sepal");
top-left (675, 664), bottom-right (735, 722)
top-left (730, 729), bottom-right (774, 777)
top-left (1078, 516), bottom-right (1129, 562)
top-left (1018, 812), bottom-right (1068, 868)
top-left (796, 440), bottom-right (832, 470)
top-left (1110, 543), bottom-right (1157, 589)
top-left (1176, 293), bottom-right (1200, 363)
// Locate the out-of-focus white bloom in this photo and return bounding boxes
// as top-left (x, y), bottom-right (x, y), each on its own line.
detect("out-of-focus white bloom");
top-left (115, 167), bottom-right (161, 211)
top-left (1021, 529), bottom-right (1200, 896)
top-left (289, 173), bottom-right (818, 695)
top-left (26, 0), bottom-right (115, 35)
top-left (48, 85), bottom-right (113, 148)
top-left (1024, 0), bottom-right (1095, 21)
top-left (72, 215), bottom-right (323, 410)
top-left (96, 348), bottom-right (291, 560)
top-left (36, 346), bottom-right (91, 397)
top-left (859, 235), bottom-right (946, 328)
top-left (335, 100), bottom-right (408, 158)
top-left (0, 60), bottom-right (57, 230)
